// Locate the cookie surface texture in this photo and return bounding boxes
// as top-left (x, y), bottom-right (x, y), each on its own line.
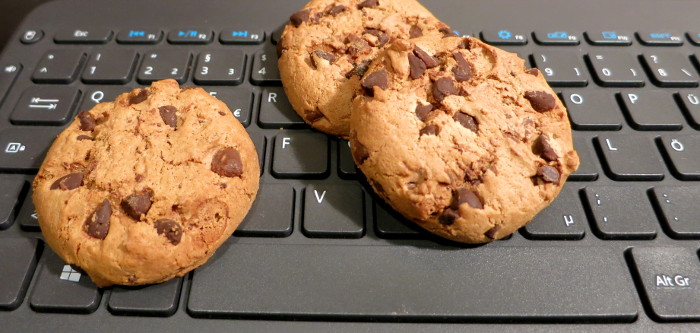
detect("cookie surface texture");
top-left (33, 79), bottom-right (260, 286)
top-left (279, 0), bottom-right (452, 138)
top-left (350, 37), bottom-right (579, 243)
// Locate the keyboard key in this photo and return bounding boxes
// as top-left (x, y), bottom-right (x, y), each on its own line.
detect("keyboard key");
top-left (374, 199), bottom-right (423, 239)
top-left (116, 29), bottom-right (162, 44)
top-left (0, 127), bottom-right (63, 172)
top-left (561, 90), bottom-right (623, 130)
top-left (687, 32), bottom-right (700, 45)
top-left (522, 186), bottom-right (586, 240)
top-left (235, 183), bottom-right (294, 237)
top-left (81, 50), bottom-right (138, 84)
top-left (303, 184), bottom-right (364, 238)
top-left (338, 140), bottom-right (358, 179)
top-left (569, 134), bottom-right (598, 181)
top-left (79, 86), bottom-right (127, 112)
top-left (629, 247), bottom-right (700, 321)
top-left (271, 131), bottom-right (328, 179)
top-left (54, 28), bottom-right (112, 43)
top-left (193, 51), bottom-right (246, 85)
top-left (271, 25), bottom-right (285, 45)
top-left (32, 50), bottom-right (85, 83)
top-left (585, 30), bottom-right (633, 45)
top-left (637, 31), bottom-right (684, 46)
top-left (595, 135), bottom-right (665, 180)
top-left (583, 186), bottom-right (657, 240)
top-left (188, 243), bottom-right (638, 322)
top-left (220, 29), bottom-right (265, 44)
top-left (0, 63), bottom-right (21, 106)
top-left (10, 86), bottom-right (80, 125)
top-left (17, 183), bottom-right (40, 230)
top-left (20, 29), bottom-right (43, 44)
top-left (618, 90), bottom-right (684, 130)
top-left (531, 51), bottom-right (588, 87)
top-left (658, 135), bottom-right (700, 180)
top-left (481, 30), bottom-right (528, 45)
top-left (258, 87), bottom-right (306, 128)
top-left (167, 29), bottom-right (213, 44)
top-left (676, 91), bottom-right (700, 128)
top-left (533, 31), bottom-right (580, 45)
top-left (250, 44), bottom-right (281, 85)
top-left (641, 53), bottom-right (698, 87)
top-left (108, 278), bottom-right (182, 316)
top-left (587, 51), bottom-right (645, 87)
top-left (652, 186), bottom-right (700, 239)
top-left (0, 175), bottom-right (26, 230)
top-left (203, 87), bottom-right (253, 127)
top-left (0, 238), bottom-right (39, 310)
top-left (137, 50), bottom-right (191, 84)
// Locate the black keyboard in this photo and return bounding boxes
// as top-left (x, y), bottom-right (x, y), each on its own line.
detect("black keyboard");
top-left (1, 0), bottom-right (699, 331)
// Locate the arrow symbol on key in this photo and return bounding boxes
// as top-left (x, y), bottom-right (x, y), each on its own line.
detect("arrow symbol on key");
top-left (29, 103), bottom-right (57, 109)
top-left (30, 97), bottom-right (59, 103)
top-left (31, 212), bottom-right (38, 219)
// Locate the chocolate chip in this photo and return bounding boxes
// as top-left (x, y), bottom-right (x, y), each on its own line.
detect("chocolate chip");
top-left (311, 50), bottom-right (337, 68)
top-left (328, 4), bottom-right (346, 15)
top-left (409, 25), bottom-right (423, 38)
top-left (358, 0), bottom-right (378, 9)
top-left (457, 38), bottom-right (470, 49)
top-left (85, 199), bottom-right (111, 239)
top-left (361, 69), bottom-right (389, 96)
top-left (407, 53), bottom-right (426, 79)
top-left (348, 38), bottom-right (370, 57)
top-left (76, 135), bottom-right (93, 141)
top-left (345, 60), bottom-right (371, 78)
top-left (121, 193), bottom-right (152, 220)
top-left (432, 77), bottom-right (458, 102)
top-left (485, 225), bottom-right (500, 239)
top-left (78, 111), bottom-right (96, 131)
top-left (352, 140), bottom-right (370, 164)
top-left (420, 124), bottom-right (438, 136)
top-left (413, 47), bottom-right (439, 68)
top-left (453, 188), bottom-right (483, 209)
top-left (364, 29), bottom-right (389, 46)
top-left (50, 173), bottom-right (84, 190)
top-left (452, 52), bottom-right (472, 82)
top-left (533, 135), bottom-right (558, 161)
top-left (128, 89), bottom-right (149, 105)
top-left (524, 91), bottom-right (556, 112)
top-left (439, 208), bottom-right (459, 225)
top-left (154, 219), bottom-right (182, 245)
top-left (304, 109), bottom-right (324, 122)
top-left (526, 68), bottom-right (540, 76)
top-left (415, 103), bottom-right (433, 121)
top-left (537, 165), bottom-right (560, 184)
top-left (290, 9), bottom-right (311, 27)
top-left (158, 105), bottom-right (177, 129)
top-left (276, 41), bottom-right (284, 58)
top-left (439, 27), bottom-right (458, 37)
top-left (211, 147), bottom-right (243, 178)
top-left (454, 112), bottom-right (478, 132)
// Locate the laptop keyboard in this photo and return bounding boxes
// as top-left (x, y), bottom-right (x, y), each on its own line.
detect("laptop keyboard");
top-left (1, 0), bottom-right (699, 330)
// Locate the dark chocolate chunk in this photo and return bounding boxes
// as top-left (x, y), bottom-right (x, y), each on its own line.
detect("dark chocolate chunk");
top-left (415, 103), bottom-right (433, 121)
top-left (328, 4), bottom-right (347, 15)
top-left (537, 165), bottom-right (561, 184)
top-left (352, 140), bottom-right (370, 164)
top-left (364, 29), bottom-right (389, 46)
top-left (485, 225), bottom-right (500, 239)
top-left (304, 109), bottom-right (324, 122)
top-left (361, 69), bottom-right (389, 96)
top-left (533, 135), bottom-right (558, 161)
top-left (158, 105), bottom-right (177, 129)
top-left (453, 188), bottom-right (483, 209)
top-left (407, 53), bottom-right (426, 79)
top-left (78, 111), bottom-right (96, 131)
top-left (313, 50), bottom-right (336, 65)
top-left (345, 60), bottom-right (371, 78)
top-left (76, 135), bottom-right (93, 141)
top-left (413, 47), bottom-right (439, 68)
top-left (348, 38), bottom-right (370, 57)
top-left (419, 124), bottom-right (438, 136)
top-left (432, 77), bottom-right (458, 102)
top-left (121, 193), bottom-right (152, 220)
top-left (211, 147), bottom-right (243, 178)
top-left (85, 199), bottom-right (111, 239)
top-left (452, 52), bottom-right (472, 82)
top-left (439, 27), bottom-right (458, 37)
top-left (524, 91), bottom-right (556, 112)
top-left (525, 68), bottom-right (540, 76)
top-left (50, 173), bottom-right (84, 190)
top-left (358, 0), bottom-right (378, 9)
top-left (409, 25), bottom-right (423, 38)
top-left (290, 9), bottom-right (311, 27)
top-left (154, 219), bottom-right (182, 245)
top-left (128, 89), bottom-right (149, 105)
top-left (454, 112), bottom-right (478, 132)
top-left (439, 208), bottom-right (459, 225)
top-left (457, 38), bottom-right (470, 49)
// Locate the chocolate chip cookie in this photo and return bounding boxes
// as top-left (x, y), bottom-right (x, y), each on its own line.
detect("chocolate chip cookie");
top-left (33, 79), bottom-right (260, 286)
top-left (350, 36), bottom-right (579, 243)
top-left (279, 0), bottom-right (454, 138)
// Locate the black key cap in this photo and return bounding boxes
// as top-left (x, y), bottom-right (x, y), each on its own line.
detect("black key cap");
top-left (687, 32), bottom-right (700, 45)
top-left (167, 29), bottom-right (213, 44)
top-left (250, 44), bottom-right (281, 85)
top-left (676, 91), bottom-right (700, 128)
top-left (0, 63), bottom-right (21, 105)
top-left (618, 90), bottom-right (684, 130)
top-left (561, 90), bottom-right (623, 130)
top-left (202, 87), bottom-right (253, 127)
top-left (81, 50), bottom-right (138, 84)
top-left (258, 87), bottom-right (306, 128)
top-left (0, 238), bottom-right (39, 310)
top-left (595, 135), bottom-right (665, 180)
top-left (374, 199), bottom-right (423, 239)
top-left (481, 29), bottom-right (528, 45)
top-left (188, 242), bottom-right (638, 322)
top-left (641, 53), bottom-right (698, 87)
top-left (29, 248), bottom-right (101, 313)
top-left (522, 186), bottom-right (586, 240)
top-left (585, 30), bottom-right (633, 45)
top-left (271, 131), bottom-right (328, 179)
top-left (235, 183), bottom-right (294, 237)
top-left (532, 51), bottom-right (588, 87)
top-left (303, 184), bottom-right (364, 238)
top-left (79, 86), bottom-right (127, 112)
top-left (587, 51), bottom-right (645, 87)
top-left (652, 186), bottom-right (700, 239)
top-left (533, 30), bottom-right (580, 45)
top-left (637, 31), bottom-right (684, 46)
top-left (583, 186), bottom-right (657, 240)
top-left (220, 29), bottom-right (265, 44)
top-left (0, 175), bottom-right (26, 230)
top-left (338, 140), bottom-right (358, 179)
top-left (251, 133), bottom-right (265, 174)
top-left (17, 184), bottom-right (40, 230)
top-left (569, 134), bottom-right (598, 181)
top-left (108, 278), bottom-right (182, 316)
top-left (0, 127), bottom-right (62, 172)
top-left (193, 51), bottom-right (246, 85)
top-left (629, 247), bottom-right (700, 321)
top-left (20, 29), bottom-right (43, 44)
top-left (10, 86), bottom-right (80, 125)
top-left (54, 28), bottom-right (112, 44)
top-left (658, 135), bottom-right (700, 180)
top-left (270, 25), bottom-right (285, 45)
top-left (137, 50), bottom-right (191, 84)
top-left (32, 50), bottom-right (85, 83)
top-left (116, 29), bottom-right (162, 44)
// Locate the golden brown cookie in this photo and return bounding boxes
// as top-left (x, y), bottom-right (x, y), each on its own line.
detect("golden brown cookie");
top-left (32, 79), bottom-right (259, 286)
top-left (350, 36), bottom-right (579, 243)
top-left (279, 0), bottom-right (454, 138)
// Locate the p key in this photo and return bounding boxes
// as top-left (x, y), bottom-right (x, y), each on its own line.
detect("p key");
top-left (618, 91), bottom-right (684, 130)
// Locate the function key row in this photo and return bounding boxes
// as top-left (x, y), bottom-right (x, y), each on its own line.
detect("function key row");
top-left (21, 28), bottom-right (265, 45)
top-left (463, 30), bottom-right (697, 46)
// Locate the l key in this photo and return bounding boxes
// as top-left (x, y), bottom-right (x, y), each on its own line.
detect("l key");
top-left (588, 51), bottom-right (645, 87)
top-left (596, 134), bottom-right (665, 180)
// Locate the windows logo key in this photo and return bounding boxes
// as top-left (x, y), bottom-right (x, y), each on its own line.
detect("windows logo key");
top-left (60, 265), bottom-right (82, 282)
